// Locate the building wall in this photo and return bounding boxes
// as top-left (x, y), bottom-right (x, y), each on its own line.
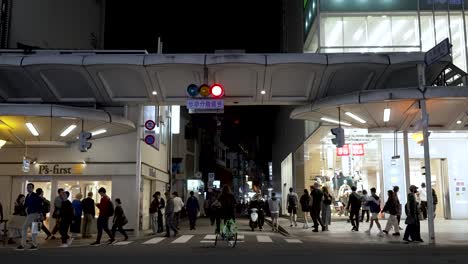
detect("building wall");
top-left (9, 0), bottom-right (105, 49)
top-left (283, 0), bottom-right (304, 52)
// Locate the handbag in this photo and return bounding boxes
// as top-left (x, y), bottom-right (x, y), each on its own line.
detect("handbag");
top-left (31, 221), bottom-right (42, 234)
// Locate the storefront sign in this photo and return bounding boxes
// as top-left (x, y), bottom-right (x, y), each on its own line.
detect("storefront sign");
top-left (336, 144), bottom-right (365, 156)
top-left (38, 164), bottom-right (84, 175)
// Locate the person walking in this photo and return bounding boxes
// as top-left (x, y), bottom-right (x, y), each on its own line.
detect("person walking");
top-left (360, 190), bottom-right (370, 222)
top-left (403, 185), bottom-right (423, 243)
top-left (164, 192), bottom-right (178, 237)
top-left (382, 190), bottom-right (400, 236)
top-left (299, 189), bottom-right (311, 229)
top-left (17, 183), bottom-right (43, 251)
top-left (81, 192), bottom-right (95, 239)
top-left (287, 188), bottom-right (298, 227)
top-left (150, 192), bottom-right (160, 235)
top-left (36, 188), bottom-right (52, 240)
top-left (70, 193), bottom-right (83, 239)
top-left (346, 186), bottom-right (361, 232)
top-left (157, 192), bottom-right (165, 233)
top-left (310, 182), bottom-right (325, 232)
top-left (432, 188), bottom-right (438, 218)
top-left (321, 186), bottom-right (332, 231)
top-left (91, 187), bottom-right (115, 245)
top-left (268, 193), bottom-right (281, 232)
top-left (365, 188), bottom-right (384, 236)
top-left (59, 191), bottom-right (74, 247)
top-left (419, 183), bottom-right (428, 220)
top-left (111, 198), bottom-right (128, 241)
top-left (186, 191), bottom-right (200, 230)
top-left (172, 192), bottom-right (184, 230)
top-left (50, 188), bottom-right (65, 240)
top-left (8, 194), bottom-right (26, 245)
top-left (393, 186), bottom-right (403, 230)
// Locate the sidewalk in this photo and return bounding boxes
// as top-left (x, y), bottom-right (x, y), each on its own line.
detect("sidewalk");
top-left (277, 216), bottom-right (468, 246)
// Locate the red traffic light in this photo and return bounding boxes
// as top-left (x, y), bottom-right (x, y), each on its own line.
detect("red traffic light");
top-left (210, 84), bottom-right (224, 98)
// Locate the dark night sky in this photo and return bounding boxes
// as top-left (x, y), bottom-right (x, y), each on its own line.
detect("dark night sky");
top-left (104, 0), bottom-right (282, 53)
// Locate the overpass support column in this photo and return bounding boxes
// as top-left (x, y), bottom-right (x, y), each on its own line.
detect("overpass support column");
top-left (403, 131), bottom-right (411, 195)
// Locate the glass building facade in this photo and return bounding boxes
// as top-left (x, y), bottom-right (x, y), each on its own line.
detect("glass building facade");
top-left (304, 0), bottom-right (468, 71)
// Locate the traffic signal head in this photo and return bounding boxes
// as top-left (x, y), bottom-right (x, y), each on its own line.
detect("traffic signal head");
top-left (198, 84), bottom-right (211, 97)
top-left (187, 84), bottom-right (199, 97)
top-left (79, 131), bottom-right (92, 152)
top-left (331, 127), bottom-right (345, 148)
top-left (210, 84), bottom-right (224, 98)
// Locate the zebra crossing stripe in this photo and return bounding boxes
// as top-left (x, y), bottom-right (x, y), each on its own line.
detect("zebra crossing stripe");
top-left (172, 235), bottom-right (194, 244)
top-left (143, 237), bottom-right (166, 245)
top-left (113, 241), bottom-right (133, 246)
top-left (204, 235), bottom-right (217, 240)
top-left (257, 235), bottom-right (273, 243)
top-left (285, 239), bottom-right (302, 243)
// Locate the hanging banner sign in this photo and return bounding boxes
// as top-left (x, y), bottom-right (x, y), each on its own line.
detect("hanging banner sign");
top-left (336, 144), bottom-right (350, 156)
top-left (351, 144), bottom-right (365, 156)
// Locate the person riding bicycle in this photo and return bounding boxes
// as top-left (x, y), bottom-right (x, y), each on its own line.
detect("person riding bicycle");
top-left (216, 185), bottom-right (236, 233)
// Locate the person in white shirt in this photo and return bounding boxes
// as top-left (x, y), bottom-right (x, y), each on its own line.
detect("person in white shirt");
top-left (172, 192), bottom-right (184, 229)
top-left (419, 183), bottom-right (428, 220)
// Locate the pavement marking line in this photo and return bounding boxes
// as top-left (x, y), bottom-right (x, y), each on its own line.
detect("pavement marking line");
top-left (204, 235), bottom-right (217, 240)
top-left (237, 235), bottom-right (245, 240)
top-left (200, 240), bottom-right (244, 243)
top-left (113, 241), bottom-right (134, 246)
top-left (285, 239), bottom-right (302, 243)
top-left (142, 237), bottom-right (166, 245)
top-left (172, 235), bottom-right (194, 244)
top-left (257, 235), bottom-right (273, 243)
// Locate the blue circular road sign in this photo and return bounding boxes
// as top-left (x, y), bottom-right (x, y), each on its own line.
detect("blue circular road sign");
top-left (144, 134), bottom-right (155, 145)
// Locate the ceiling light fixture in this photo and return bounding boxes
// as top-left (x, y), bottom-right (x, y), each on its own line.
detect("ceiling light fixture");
top-left (25, 123), bottom-right (39, 136)
top-left (261, 90), bottom-right (266, 95)
top-left (456, 120), bottom-right (462, 124)
top-left (60, 125), bottom-right (77, 137)
top-left (383, 108), bottom-right (391, 122)
top-left (91, 129), bottom-right (107, 136)
top-left (152, 91), bottom-right (157, 95)
top-left (345, 112), bottom-right (367, 124)
top-left (320, 117), bottom-right (351, 126)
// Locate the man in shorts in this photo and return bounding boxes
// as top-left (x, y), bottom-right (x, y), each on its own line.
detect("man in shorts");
top-left (268, 193), bottom-right (281, 232)
top-left (365, 187), bottom-right (384, 237)
top-left (287, 188), bottom-right (298, 227)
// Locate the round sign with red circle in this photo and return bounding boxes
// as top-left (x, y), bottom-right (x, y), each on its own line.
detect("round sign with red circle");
top-left (145, 120), bottom-right (156, 130)
top-left (144, 134), bottom-right (155, 145)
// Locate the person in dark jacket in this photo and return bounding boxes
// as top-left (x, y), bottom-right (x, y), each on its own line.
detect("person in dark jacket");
top-left (50, 188), bottom-right (65, 240)
top-left (382, 190), bottom-right (399, 235)
top-left (186, 191), bottom-right (200, 230)
top-left (346, 186), bottom-right (362, 232)
top-left (91, 187), bottom-right (115, 245)
top-left (18, 183), bottom-right (43, 251)
top-left (59, 191), bottom-right (74, 247)
top-left (218, 185), bottom-right (236, 222)
top-left (149, 192), bottom-right (160, 234)
top-left (299, 189), bottom-right (310, 229)
top-left (310, 183), bottom-right (325, 232)
top-left (81, 192), bottom-right (95, 239)
top-left (36, 188), bottom-right (52, 240)
top-left (157, 192), bottom-right (165, 233)
top-left (111, 198), bottom-right (128, 241)
top-left (403, 185), bottom-right (423, 243)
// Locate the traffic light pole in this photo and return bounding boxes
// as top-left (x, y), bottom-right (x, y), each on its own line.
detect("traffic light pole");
top-left (418, 63), bottom-right (435, 245)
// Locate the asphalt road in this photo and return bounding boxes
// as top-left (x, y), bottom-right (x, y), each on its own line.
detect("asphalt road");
top-left (1, 234), bottom-right (467, 264)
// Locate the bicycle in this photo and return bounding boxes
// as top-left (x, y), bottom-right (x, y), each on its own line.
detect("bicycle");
top-left (214, 218), bottom-right (238, 248)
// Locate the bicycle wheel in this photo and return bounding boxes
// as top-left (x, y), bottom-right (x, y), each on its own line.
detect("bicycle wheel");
top-left (227, 232), bottom-right (237, 248)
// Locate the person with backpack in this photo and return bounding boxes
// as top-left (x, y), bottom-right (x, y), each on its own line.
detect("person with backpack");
top-left (287, 188), bottom-right (298, 227)
top-left (35, 188), bottom-right (52, 240)
top-left (382, 190), bottom-right (399, 236)
top-left (365, 187), bottom-right (384, 237)
top-left (111, 198), bottom-right (128, 241)
top-left (91, 187), bottom-right (115, 245)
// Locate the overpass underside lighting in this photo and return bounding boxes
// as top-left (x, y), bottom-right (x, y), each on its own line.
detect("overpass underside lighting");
top-left (25, 123), bottom-right (39, 136)
top-left (383, 108), bottom-right (391, 122)
top-left (60, 125), bottom-right (77, 137)
top-left (320, 117), bottom-right (351, 126)
top-left (345, 112), bottom-right (366, 124)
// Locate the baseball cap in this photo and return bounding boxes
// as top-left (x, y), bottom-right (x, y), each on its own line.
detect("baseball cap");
top-left (409, 185), bottom-right (419, 190)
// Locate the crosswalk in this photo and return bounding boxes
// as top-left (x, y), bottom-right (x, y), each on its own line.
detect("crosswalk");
top-left (107, 234), bottom-right (304, 247)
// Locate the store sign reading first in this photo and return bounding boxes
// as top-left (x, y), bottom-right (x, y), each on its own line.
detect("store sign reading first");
top-left (38, 164), bottom-right (84, 175)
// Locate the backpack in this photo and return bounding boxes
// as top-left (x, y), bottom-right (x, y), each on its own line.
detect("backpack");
top-left (108, 201), bottom-right (115, 217)
top-left (288, 193), bottom-right (297, 207)
top-left (42, 199), bottom-right (51, 214)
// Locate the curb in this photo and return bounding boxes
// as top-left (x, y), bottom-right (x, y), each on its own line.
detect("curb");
top-left (264, 219), bottom-right (289, 237)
